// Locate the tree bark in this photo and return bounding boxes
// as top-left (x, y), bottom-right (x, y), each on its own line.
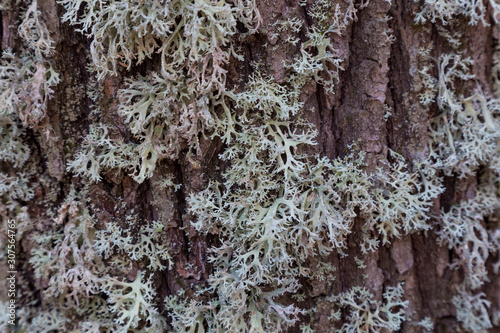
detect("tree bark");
top-left (1, 0), bottom-right (499, 332)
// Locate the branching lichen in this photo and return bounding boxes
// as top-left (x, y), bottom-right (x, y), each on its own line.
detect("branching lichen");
top-left (453, 288), bottom-right (492, 332)
top-left (94, 219), bottom-right (173, 271)
top-left (330, 283), bottom-right (409, 332)
top-left (65, 0), bottom-right (260, 182)
top-left (414, 0), bottom-right (500, 25)
top-left (59, 0), bottom-right (260, 84)
top-left (421, 12), bottom-right (500, 330)
top-left (29, 189), bottom-right (168, 332)
top-left (288, 0), bottom-right (355, 92)
top-left (0, 49), bottom-right (60, 128)
top-left (429, 53), bottom-right (499, 177)
top-left (67, 123), bottom-right (142, 182)
top-left (18, 0), bottom-right (55, 57)
top-left (9, 0), bottom-right (500, 332)
top-left (186, 71), bottom-right (440, 331)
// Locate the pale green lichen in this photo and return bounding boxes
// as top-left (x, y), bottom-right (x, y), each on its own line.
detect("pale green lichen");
top-left (94, 219), bottom-right (173, 271)
top-left (370, 151), bottom-right (443, 244)
top-left (414, 44), bottom-right (438, 107)
top-left (0, 173), bottom-right (34, 201)
top-left (184, 71), bottom-right (440, 331)
top-left (414, 0), bottom-right (500, 25)
top-left (67, 123), bottom-right (142, 182)
top-left (0, 301), bottom-right (10, 331)
top-left (28, 310), bottom-right (70, 333)
top-left (0, 49), bottom-right (60, 128)
top-left (3, 0), bottom-right (60, 130)
top-left (29, 188), bottom-right (169, 332)
top-left (0, 114), bottom-right (30, 169)
top-left (59, 0), bottom-right (260, 84)
top-left (429, 53), bottom-right (499, 177)
top-left (117, 73), bottom-right (214, 171)
top-left (330, 283), bottom-right (408, 332)
top-left (30, 189), bottom-right (104, 308)
top-left (100, 271), bottom-right (166, 332)
top-left (65, 0), bottom-right (260, 183)
top-left (438, 195), bottom-right (495, 289)
top-left (166, 276), bottom-right (303, 332)
top-left (416, 317), bottom-right (434, 332)
top-left (9, 0), bottom-right (500, 331)
top-left (288, 0), bottom-right (355, 92)
top-left (0, 40), bottom-right (58, 253)
top-left (453, 288), bottom-right (492, 332)
top-left (421, 11), bottom-right (500, 330)
top-left (18, 0), bottom-right (55, 57)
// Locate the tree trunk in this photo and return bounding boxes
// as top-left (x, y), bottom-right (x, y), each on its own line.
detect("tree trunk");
top-left (1, 0), bottom-right (499, 332)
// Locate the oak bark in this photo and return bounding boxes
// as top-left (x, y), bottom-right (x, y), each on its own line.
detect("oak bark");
top-left (1, 0), bottom-right (499, 332)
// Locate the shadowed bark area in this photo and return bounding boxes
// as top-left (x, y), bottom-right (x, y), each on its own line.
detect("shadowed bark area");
top-left (0, 0), bottom-right (499, 332)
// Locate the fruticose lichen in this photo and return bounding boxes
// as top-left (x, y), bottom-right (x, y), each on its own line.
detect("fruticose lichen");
top-left (0, 0), bottom-right (60, 261)
top-left (1, 0), bottom-right (499, 332)
top-left (330, 283), bottom-right (408, 332)
top-left (420, 5), bottom-right (500, 331)
top-left (65, 0), bottom-right (261, 182)
top-left (29, 188), bottom-right (170, 331)
top-left (414, 0), bottom-right (500, 25)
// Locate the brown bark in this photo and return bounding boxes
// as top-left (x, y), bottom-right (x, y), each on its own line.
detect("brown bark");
top-left (1, 0), bottom-right (499, 332)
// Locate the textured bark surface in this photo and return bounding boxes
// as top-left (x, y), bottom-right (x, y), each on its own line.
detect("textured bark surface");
top-left (1, 0), bottom-right (499, 332)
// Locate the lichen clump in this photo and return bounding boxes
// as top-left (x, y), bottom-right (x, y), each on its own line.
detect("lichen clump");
top-left (0, 0), bottom-right (499, 332)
